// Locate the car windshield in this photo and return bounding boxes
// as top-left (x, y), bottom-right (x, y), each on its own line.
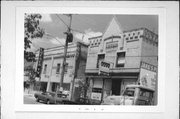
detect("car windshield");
top-left (57, 94), bottom-right (67, 98)
top-left (123, 88), bottom-right (135, 97)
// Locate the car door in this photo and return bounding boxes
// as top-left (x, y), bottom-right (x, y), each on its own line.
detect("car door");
top-left (38, 92), bottom-right (47, 101)
top-left (136, 88), bottom-right (151, 105)
top-left (49, 93), bottom-right (56, 104)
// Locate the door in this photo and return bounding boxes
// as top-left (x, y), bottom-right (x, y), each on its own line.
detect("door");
top-left (111, 79), bottom-right (121, 95)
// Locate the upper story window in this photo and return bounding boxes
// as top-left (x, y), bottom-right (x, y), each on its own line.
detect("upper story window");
top-left (56, 63), bottom-right (61, 74)
top-left (65, 63), bottom-right (68, 73)
top-left (43, 64), bottom-right (47, 74)
top-left (116, 52), bottom-right (126, 67)
top-left (97, 54), bottom-right (105, 68)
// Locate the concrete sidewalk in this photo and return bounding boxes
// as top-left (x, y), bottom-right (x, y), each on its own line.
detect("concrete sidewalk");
top-left (24, 89), bottom-right (40, 97)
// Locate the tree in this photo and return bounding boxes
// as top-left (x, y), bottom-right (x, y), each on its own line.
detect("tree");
top-left (24, 65), bottom-right (36, 83)
top-left (24, 14), bottom-right (44, 90)
top-left (24, 14), bottom-right (44, 62)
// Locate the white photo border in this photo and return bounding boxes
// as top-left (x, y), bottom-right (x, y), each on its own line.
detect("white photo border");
top-left (14, 5), bottom-right (166, 112)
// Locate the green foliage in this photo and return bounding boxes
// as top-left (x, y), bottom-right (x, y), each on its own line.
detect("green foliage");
top-left (24, 65), bottom-right (36, 83)
top-left (24, 14), bottom-right (44, 84)
top-left (24, 14), bottom-right (44, 62)
top-left (77, 80), bottom-right (89, 98)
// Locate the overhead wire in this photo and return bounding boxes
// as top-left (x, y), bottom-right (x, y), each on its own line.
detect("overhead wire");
top-left (55, 14), bottom-right (69, 28)
top-left (44, 33), bottom-right (65, 47)
top-left (55, 14), bottom-right (100, 40)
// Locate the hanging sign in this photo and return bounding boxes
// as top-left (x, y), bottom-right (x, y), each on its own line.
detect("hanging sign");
top-left (99, 61), bottom-right (111, 76)
top-left (36, 48), bottom-right (44, 77)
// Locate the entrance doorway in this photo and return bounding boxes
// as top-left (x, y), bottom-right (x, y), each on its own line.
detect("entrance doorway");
top-left (111, 79), bottom-right (121, 95)
top-left (40, 82), bottom-right (47, 92)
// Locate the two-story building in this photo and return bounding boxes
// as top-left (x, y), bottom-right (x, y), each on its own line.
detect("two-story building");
top-left (85, 17), bottom-right (158, 104)
top-left (35, 41), bottom-right (88, 101)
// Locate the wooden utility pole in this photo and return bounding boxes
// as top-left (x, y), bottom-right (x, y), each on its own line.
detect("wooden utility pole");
top-left (59, 14), bottom-right (72, 92)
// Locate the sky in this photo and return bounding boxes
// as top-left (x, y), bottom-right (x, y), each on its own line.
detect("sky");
top-left (30, 14), bottom-right (158, 52)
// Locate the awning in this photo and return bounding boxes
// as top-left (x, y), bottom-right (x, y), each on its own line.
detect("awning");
top-left (86, 68), bottom-right (140, 74)
top-left (86, 75), bottom-right (138, 79)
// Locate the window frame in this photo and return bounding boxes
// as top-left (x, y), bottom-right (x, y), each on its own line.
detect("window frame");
top-left (56, 63), bottom-right (61, 74)
top-left (43, 64), bottom-right (47, 74)
top-left (97, 54), bottom-right (105, 68)
top-left (116, 52), bottom-right (126, 67)
top-left (64, 63), bottom-right (68, 73)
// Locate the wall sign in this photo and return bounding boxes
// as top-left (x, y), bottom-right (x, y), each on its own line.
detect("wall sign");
top-left (139, 61), bottom-right (157, 90)
top-left (106, 41), bottom-right (118, 52)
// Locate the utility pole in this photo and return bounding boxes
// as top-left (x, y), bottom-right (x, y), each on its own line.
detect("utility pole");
top-left (59, 14), bottom-right (73, 92)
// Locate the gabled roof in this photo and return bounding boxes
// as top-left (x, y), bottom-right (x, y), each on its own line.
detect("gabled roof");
top-left (102, 16), bottom-right (123, 40)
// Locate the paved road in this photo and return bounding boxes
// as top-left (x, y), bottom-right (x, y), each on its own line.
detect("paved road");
top-left (24, 95), bottom-right (44, 104)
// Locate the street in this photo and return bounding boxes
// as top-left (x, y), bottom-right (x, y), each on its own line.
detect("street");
top-left (24, 94), bottom-right (44, 104)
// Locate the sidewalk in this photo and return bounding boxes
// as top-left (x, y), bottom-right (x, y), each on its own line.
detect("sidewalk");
top-left (24, 89), bottom-right (40, 97)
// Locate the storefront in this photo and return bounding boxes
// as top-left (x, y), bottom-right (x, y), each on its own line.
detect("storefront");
top-left (49, 82), bottom-right (70, 92)
top-left (86, 72), bottom-right (139, 104)
top-left (85, 17), bottom-right (158, 105)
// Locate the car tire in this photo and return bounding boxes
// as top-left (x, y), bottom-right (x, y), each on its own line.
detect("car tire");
top-left (46, 100), bottom-right (50, 104)
top-left (36, 98), bottom-right (39, 102)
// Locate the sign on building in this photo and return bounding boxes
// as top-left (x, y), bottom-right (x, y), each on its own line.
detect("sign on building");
top-left (106, 41), bottom-right (118, 52)
top-left (139, 61), bottom-right (157, 90)
top-left (36, 48), bottom-right (44, 77)
top-left (91, 92), bottom-right (102, 101)
top-left (91, 88), bottom-right (102, 101)
top-left (98, 61), bottom-right (111, 76)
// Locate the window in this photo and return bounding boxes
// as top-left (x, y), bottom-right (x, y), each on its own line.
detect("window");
top-left (64, 63), bottom-right (68, 73)
top-left (139, 89), bottom-right (153, 99)
top-left (56, 63), bottom-right (61, 74)
top-left (123, 88), bottom-right (135, 97)
top-left (43, 64), bottom-right (47, 74)
top-left (116, 52), bottom-right (125, 67)
top-left (97, 54), bottom-right (105, 68)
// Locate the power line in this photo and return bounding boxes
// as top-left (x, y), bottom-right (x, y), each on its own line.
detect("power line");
top-left (55, 14), bottom-right (69, 28)
top-left (44, 33), bottom-right (65, 47)
top-left (55, 14), bottom-right (100, 39)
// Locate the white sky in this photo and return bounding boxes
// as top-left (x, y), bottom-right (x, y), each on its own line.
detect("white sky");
top-left (30, 14), bottom-right (158, 52)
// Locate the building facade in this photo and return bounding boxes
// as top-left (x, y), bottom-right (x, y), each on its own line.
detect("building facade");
top-left (35, 42), bottom-right (88, 101)
top-left (85, 17), bottom-right (158, 104)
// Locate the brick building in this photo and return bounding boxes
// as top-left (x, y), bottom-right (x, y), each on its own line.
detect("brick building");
top-left (85, 17), bottom-right (158, 104)
top-left (35, 41), bottom-right (88, 101)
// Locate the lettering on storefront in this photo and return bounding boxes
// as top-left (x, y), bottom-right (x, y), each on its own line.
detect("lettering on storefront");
top-left (91, 88), bottom-right (102, 101)
top-left (36, 48), bottom-right (44, 77)
top-left (54, 53), bottom-right (75, 59)
top-left (139, 61), bottom-right (157, 90)
top-left (99, 61), bottom-right (111, 76)
top-left (91, 93), bottom-right (102, 101)
top-left (141, 61), bottom-right (157, 72)
top-left (106, 41), bottom-right (118, 52)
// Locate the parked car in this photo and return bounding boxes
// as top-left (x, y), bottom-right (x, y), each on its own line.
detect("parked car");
top-left (76, 97), bottom-right (91, 105)
top-left (101, 85), bottom-right (155, 105)
top-left (34, 92), bottom-right (69, 104)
